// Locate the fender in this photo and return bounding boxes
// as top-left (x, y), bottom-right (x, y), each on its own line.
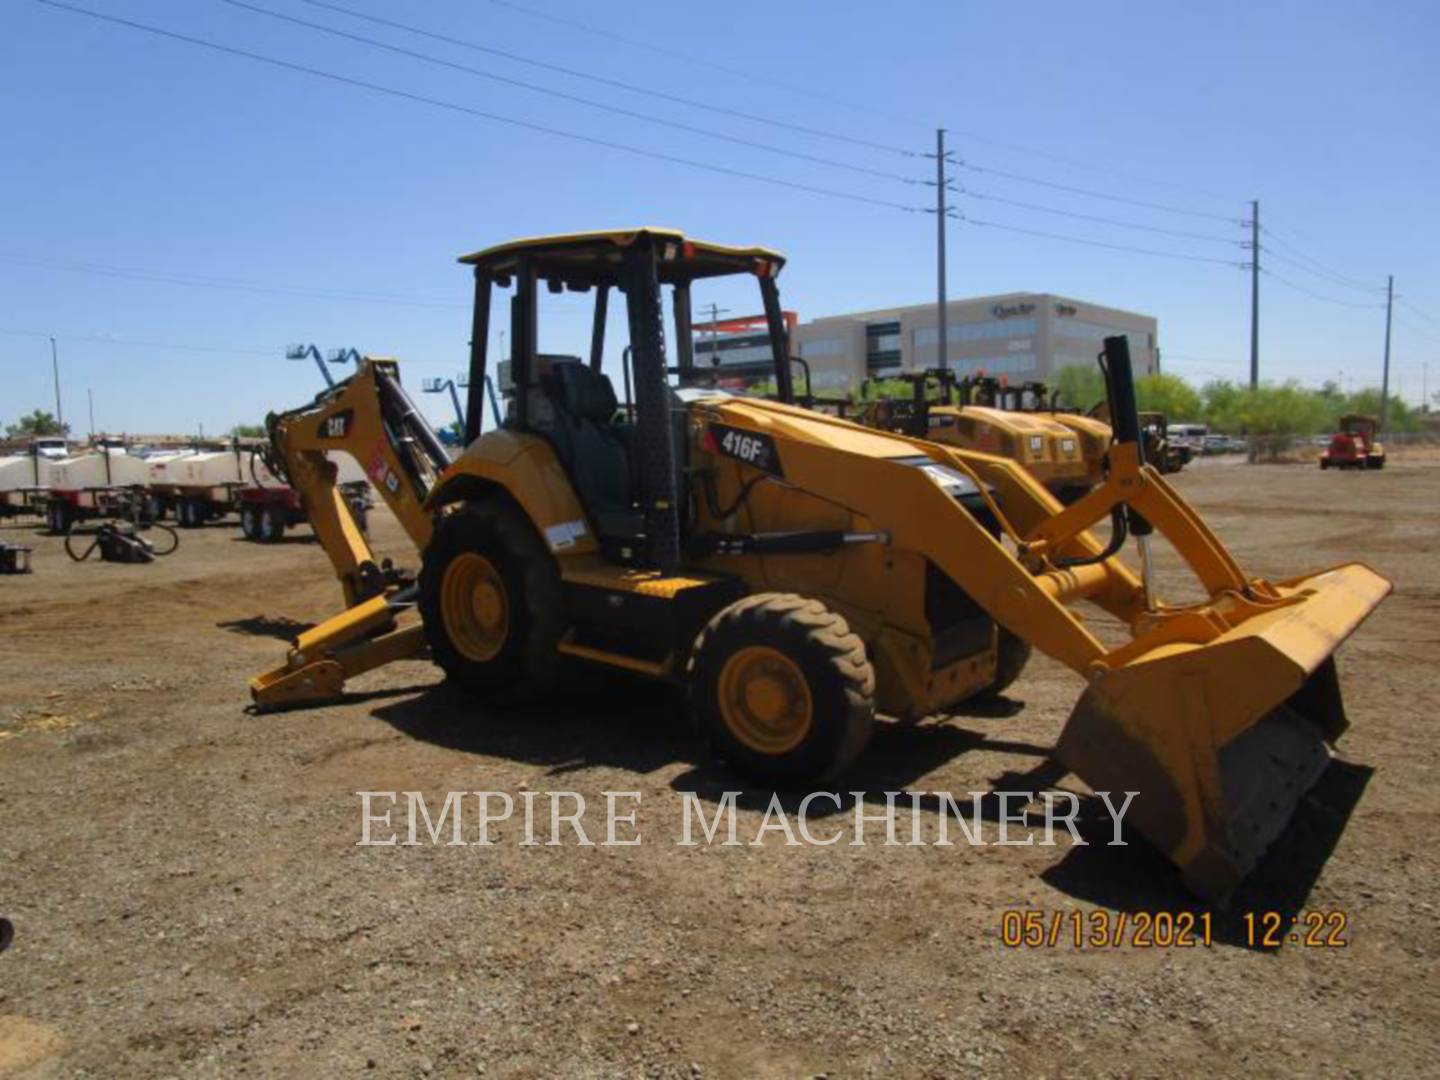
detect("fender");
top-left (426, 430), bottom-right (599, 556)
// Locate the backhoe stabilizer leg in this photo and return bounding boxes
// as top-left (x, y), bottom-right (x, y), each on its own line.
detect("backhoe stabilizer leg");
top-left (250, 591), bottom-right (428, 711)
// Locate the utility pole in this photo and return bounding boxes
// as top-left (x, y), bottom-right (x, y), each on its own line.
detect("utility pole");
top-left (50, 336), bottom-right (64, 427)
top-left (1248, 200), bottom-right (1260, 389)
top-left (701, 302), bottom-right (731, 366)
top-left (88, 388), bottom-right (95, 439)
top-left (935, 128), bottom-right (949, 371)
top-left (1380, 273), bottom-right (1394, 429)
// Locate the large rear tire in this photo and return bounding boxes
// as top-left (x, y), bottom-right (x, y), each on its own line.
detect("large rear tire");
top-left (689, 593), bottom-right (875, 786)
top-left (418, 500), bottom-right (564, 700)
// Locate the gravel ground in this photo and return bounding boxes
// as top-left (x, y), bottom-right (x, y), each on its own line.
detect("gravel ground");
top-left (1, 456), bottom-right (1437, 1078)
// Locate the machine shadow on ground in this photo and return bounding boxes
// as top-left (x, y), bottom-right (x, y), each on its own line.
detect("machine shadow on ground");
top-left (369, 667), bottom-right (1047, 795)
top-left (367, 668), bottom-right (1373, 948)
top-left (1039, 758), bottom-right (1373, 949)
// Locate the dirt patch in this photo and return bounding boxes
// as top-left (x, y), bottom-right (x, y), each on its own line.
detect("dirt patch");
top-left (1, 460), bottom-right (1437, 1077)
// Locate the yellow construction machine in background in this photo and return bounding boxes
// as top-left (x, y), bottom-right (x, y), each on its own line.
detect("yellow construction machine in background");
top-left (251, 228), bottom-right (1390, 900)
top-left (858, 371), bottom-right (1095, 502)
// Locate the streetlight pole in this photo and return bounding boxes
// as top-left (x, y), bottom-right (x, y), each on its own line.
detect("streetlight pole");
top-left (50, 336), bottom-right (64, 427)
top-left (1380, 274), bottom-right (1394, 430)
top-left (88, 388), bottom-right (95, 440)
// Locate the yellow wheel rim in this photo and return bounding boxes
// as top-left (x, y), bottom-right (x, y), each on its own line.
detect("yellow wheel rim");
top-left (440, 552), bottom-right (509, 662)
top-left (717, 645), bottom-right (813, 755)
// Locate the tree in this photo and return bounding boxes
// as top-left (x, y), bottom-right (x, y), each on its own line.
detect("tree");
top-left (1052, 363), bottom-right (1107, 414)
top-left (1201, 379), bottom-right (1245, 432)
top-left (1136, 373), bottom-right (1201, 420)
top-left (230, 422), bottom-right (266, 438)
top-left (5, 409), bottom-right (70, 438)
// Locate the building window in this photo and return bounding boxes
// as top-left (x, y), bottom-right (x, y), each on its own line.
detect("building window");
top-left (865, 320), bottom-right (901, 369)
top-left (694, 333), bottom-right (775, 367)
top-left (914, 318), bottom-right (1039, 347)
top-left (955, 353), bottom-right (1036, 377)
top-left (798, 337), bottom-right (846, 358)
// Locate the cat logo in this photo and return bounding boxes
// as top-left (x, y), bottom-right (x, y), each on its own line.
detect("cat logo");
top-left (319, 410), bottom-right (353, 439)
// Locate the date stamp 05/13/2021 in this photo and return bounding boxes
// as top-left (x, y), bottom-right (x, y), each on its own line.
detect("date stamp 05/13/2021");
top-left (1000, 909), bottom-right (1350, 950)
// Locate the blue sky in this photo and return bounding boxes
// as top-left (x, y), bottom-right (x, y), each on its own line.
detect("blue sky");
top-left (3, 0), bottom-right (1437, 435)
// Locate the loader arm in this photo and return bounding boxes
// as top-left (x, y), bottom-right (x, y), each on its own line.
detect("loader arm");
top-left (699, 386), bottom-right (1390, 899)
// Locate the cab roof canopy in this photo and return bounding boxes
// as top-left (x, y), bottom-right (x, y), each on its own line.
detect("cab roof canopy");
top-left (457, 228), bottom-right (785, 290)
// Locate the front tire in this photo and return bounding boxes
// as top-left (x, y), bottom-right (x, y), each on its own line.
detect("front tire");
top-left (418, 500), bottom-right (564, 700)
top-left (689, 593), bottom-right (875, 786)
top-left (977, 626), bottom-right (1032, 698)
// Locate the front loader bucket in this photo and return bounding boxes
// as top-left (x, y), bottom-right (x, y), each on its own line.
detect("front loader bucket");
top-left (1055, 562), bottom-right (1390, 901)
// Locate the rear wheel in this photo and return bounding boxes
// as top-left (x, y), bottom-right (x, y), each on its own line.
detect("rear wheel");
top-left (258, 506), bottom-right (286, 543)
top-left (239, 503), bottom-right (261, 540)
top-left (689, 593), bottom-right (875, 786)
top-left (47, 501), bottom-right (71, 535)
top-left (418, 500), bottom-right (564, 699)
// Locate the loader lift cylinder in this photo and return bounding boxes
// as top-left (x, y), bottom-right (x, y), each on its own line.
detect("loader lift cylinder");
top-left (1101, 335), bottom-right (1145, 465)
top-left (1099, 334), bottom-right (1157, 603)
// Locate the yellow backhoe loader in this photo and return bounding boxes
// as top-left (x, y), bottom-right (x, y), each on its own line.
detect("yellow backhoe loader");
top-left (859, 370), bottom-right (1094, 502)
top-left (251, 228), bottom-right (1389, 899)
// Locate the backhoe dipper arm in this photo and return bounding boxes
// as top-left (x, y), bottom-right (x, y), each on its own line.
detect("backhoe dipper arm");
top-left (266, 358), bottom-right (441, 606)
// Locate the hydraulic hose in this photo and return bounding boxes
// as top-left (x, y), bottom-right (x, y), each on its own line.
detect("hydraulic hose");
top-left (1053, 506), bottom-right (1128, 569)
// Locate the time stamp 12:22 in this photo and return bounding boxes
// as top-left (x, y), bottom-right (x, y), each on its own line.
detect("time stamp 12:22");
top-left (1000, 909), bottom-right (1350, 949)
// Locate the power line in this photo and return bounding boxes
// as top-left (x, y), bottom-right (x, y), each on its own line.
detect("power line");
top-left (960, 214), bottom-right (1246, 266)
top-left (1398, 297), bottom-right (1440, 327)
top-left (1393, 315), bottom-right (1440, 344)
top-left (1258, 226), bottom-right (1384, 293)
top-left (958, 160), bottom-right (1245, 224)
top-left (477, 0), bottom-right (919, 129)
top-left (222, 0), bottom-right (921, 185)
top-left (0, 252), bottom-right (467, 308)
top-left (0, 326), bottom-right (276, 357)
top-left (957, 188), bottom-right (1243, 245)
top-left (1259, 244), bottom-right (1384, 294)
top-left (299, 0), bottom-right (913, 157)
top-left (1260, 268), bottom-right (1387, 309)
top-left (36, 1), bottom-right (925, 214)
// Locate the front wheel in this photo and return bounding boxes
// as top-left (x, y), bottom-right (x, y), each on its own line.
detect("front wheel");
top-left (689, 593), bottom-right (875, 786)
top-left (418, 500), bottom-right (564, 700)
top-left (976, 626), bottom-right (1032, 698)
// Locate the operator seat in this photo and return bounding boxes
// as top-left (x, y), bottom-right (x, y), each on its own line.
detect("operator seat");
top-left (537, 359), bottom-right (642, 542)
